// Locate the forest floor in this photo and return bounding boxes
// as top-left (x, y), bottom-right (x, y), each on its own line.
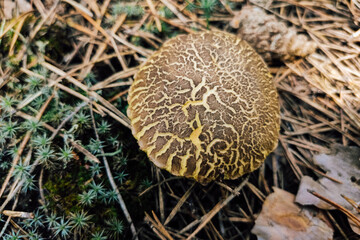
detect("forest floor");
top-left (0, 0), bottom-right (360, 239)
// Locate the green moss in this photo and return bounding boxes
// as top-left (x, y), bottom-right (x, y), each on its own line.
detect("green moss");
top-left (44, 166), bottom-right (89, 213)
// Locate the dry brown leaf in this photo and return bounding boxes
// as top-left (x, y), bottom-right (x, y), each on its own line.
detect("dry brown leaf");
top-left (4, 0), bottom-right (33, 19)
top-left (350, 218), bottom-right (360, 235)
top-left (252, 187), bottom-right (333, 240)
top-left (3, 0), bottom-right (16, 19)
top-left (295, 144), bottom-right (360, 234)
top-left (295, 144), bottom-right (360, 209)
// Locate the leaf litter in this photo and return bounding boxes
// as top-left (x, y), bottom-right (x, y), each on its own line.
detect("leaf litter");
top-left (1, 0), bottom-right (360, 239)
top-left (252, 187), bottom-right (333, 240)
top-left (296, 144), bottom-right (360, 234)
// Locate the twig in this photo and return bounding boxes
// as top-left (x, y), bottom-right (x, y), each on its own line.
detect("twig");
top-left (13, 110), bottom-right (100, 164)
top-left (325, 211), bottom-right (350, 240)
top-left (2, 210), bottom-right (34, 219)
top-left (0, 194), bottom-right (20, 237)
top-left (156, 169), bottom-right (165, 222)
top-left (89, 103), bottom-right (139, 240)
top-left (186, 176), bottom-right (249, 240)
top-left (138, 177), bottom-right (180, 197)
top-left (145, 211), bottom-right (174, 240)
top-left (164, 182), bottom-right (196, 225)
top-left (308, 190), bottom-right (360, 228)
top-left (42, 61), bottom-right (132, 128)
top-left (0, 93), bottom-right (54, 199)
top-left (38, 168), bottom-right (47, 212)
top-left (279, 136), bottom-right (303, 180)
top-left (0, 100), bottom-right (89, 212)
top-left (341, 194), bottom-right (360, 214)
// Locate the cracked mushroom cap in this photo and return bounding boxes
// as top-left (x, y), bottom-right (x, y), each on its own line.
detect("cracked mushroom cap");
top-left (127, 31), bottom-right (280, 184)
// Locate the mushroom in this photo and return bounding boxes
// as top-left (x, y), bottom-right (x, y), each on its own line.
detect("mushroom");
top-left (127, 31), bottom-right (280, 184)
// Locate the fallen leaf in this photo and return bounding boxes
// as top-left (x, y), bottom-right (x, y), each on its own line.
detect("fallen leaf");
top-left (295, 144), bottom-right (360, 234)
top-left (251, 187), bottom-right (333, 240)
top-left (4, 0), bottom-right (33, 19)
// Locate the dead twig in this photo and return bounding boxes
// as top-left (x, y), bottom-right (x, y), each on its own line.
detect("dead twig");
top-left (89, 103), bottom-right (139, 240)
top-left (185, 176), bottom-right (249, 240)
top-left (308, 190), bottom-right (360, 228)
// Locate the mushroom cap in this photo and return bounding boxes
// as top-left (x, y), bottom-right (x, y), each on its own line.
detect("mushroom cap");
top-left (127, 31), bottom-right (280, 184)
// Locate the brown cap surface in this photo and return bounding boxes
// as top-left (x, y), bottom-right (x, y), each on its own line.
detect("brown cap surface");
top-left (127, 31), bottom-right (280, 184)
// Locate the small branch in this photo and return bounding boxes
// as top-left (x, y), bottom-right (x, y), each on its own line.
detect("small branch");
top-left (50, 100), bottom-right (89, 140)
top-left (39, 168), bottom-right (47, 212)
top-left (89, 104), bottom-right (139, 240)
top-left (186, 176), bottom-right (249, 240)
top-left (164, 182), bottom-right (196, 225)
top-left (308, 190), bottom-right (360, 227)
top-left (2, 210), bottom-right (34, 219)
top-left (0, 93), bottom-right (54, 199)
top-left (0, 100), bottom-right (89, 212)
